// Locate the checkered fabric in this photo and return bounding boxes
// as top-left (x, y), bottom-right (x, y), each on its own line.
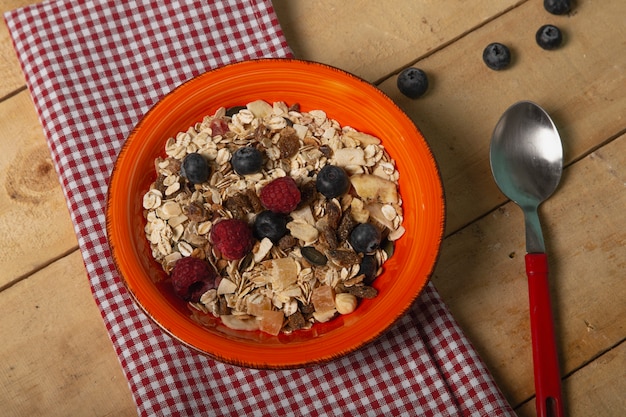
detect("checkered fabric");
top-left (5, 1), bottom-right (515, 416)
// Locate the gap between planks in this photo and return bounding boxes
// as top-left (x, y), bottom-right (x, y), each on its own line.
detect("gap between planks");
top-left (513, 337), bottom-right (626, 412)
top-left (370, 0), bottom-right (530, 85)
top-left (0, 246), bottom-right (79, 292)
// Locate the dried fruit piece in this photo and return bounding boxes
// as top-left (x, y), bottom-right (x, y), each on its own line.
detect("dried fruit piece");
top-left (259, 310), bottom-right (285, 336)
top-left (345, 285), bottom-right (378, 299)
top-left (324, 200), bottom-right (342, 229)
top-left (185, 201), bottom-right (209, 222)
top-left (286, 311), bottom-right (306, 331)
top-left (268, 257), bottom-right (299, 289)
top-left (247, 295), bottom-right (273, 316)
top-left (297, 181), bottom-right (318, 209)
top-left (311, 285), bottom-right (336, 312)
top-left (247, 99), bottom-right (273, 118)
top-left (337, 208), bottom-right (358, 242)
top-left (245, 188), bottom-right (264, 213)
top-left (326, 249), bottom-right (360, 268)
top-left (277, 127), bottom-right (301, 159)
top-left (210, 118), bottom-right (229, 136)
top-left (278, 234), bottom-right (297, 250)
top-left (350, 174), bottom-right (399, 204)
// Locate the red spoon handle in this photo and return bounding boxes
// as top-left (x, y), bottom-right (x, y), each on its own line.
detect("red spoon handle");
top-left (526, 253), bottom-right (564, 417)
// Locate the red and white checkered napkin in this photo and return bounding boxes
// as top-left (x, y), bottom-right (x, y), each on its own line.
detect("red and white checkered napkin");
top-left (5, 1), bottom-right (515, 415)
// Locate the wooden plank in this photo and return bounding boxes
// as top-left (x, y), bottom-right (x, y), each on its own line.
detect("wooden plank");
top-left (272, 0), bottom-right (524, 82)
top-left (0, 1), bottom-right (41, 98)
top-left (0, 250), bottom-right (137, 416)
top-left (516, 341), bottom-right (626, 417)
top-left (0, 91), bottom-right (78, 288)
top-left (431, 133), bottom-right (626, 406)
top-left (376, 0), bottom-right (626, 233)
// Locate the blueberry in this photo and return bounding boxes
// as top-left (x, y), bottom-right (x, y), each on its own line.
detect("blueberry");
top-left (349, 223), bottom-right (381, 254)
top-left (232, 147), bottom-right (263, 175)
top-left (544, 0), bottom-right (571, 15)
top-left (536, 25), bottom-right (563, 50)
top-left (225, 105), bottom-right (246, 117)
top-left (316, 165), bottom-right (350, 199)
top-left (358, 255), bottom-right (378, 284)
top-left (397, 67), bottom-right (429, 99)
top-left (181, 153), bottom-right (210, 184)
top-left (253, 210), bottom-right (289, 243)
top-left (482, 43), bottom-right (511, 71)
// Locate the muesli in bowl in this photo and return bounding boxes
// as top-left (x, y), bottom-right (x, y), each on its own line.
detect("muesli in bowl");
top-left (106, 59), bottom-right (444, 368)
top-left (143, 99), bottom-right (405, 336)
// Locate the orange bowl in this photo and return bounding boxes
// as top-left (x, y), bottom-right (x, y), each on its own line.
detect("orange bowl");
top-left (106, 59), bottom-right (445, 368)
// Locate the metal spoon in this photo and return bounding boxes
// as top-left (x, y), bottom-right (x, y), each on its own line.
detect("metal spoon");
top-left (489, 101), bottom-right (564, 417)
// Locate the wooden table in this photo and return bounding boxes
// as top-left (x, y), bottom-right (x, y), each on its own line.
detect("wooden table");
top-left (1, 1), bottom-right (624, 415)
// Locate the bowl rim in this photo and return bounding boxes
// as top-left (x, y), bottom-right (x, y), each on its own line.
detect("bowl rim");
top-left (105, 58), bottom-right (446, 369)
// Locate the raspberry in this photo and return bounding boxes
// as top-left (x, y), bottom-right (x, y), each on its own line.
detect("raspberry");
top-left (170, 257), bottom-right (217, 302)
top-left (210, 218), bottom-right (254, 260)
top-left (259, 176), bottom-right (301, 214)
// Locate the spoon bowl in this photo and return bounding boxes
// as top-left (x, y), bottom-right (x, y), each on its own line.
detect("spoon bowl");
top-left (489, 101), bottom-right (564, 417)
top-left (490, 102), bottom-right (563, 209)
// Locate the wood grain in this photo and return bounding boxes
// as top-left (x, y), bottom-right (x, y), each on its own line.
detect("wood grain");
top-left (1, 0), bottom-right (625, 415)
top-left (432, 133), bottom-right (626, 406)
top-left (516, 341), bottom-right (626, 417)
top-left (0, 91), bottom-right (78, 289)
top-left (273, 0), bottom-right (524, 82)
top-left (376, 0), bottom-right (626, 233)
top-left (0, 251), bottom-right (136, 416)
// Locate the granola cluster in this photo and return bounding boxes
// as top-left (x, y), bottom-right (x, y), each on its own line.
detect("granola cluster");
top-left (142, 100), bottom-right (405, 335)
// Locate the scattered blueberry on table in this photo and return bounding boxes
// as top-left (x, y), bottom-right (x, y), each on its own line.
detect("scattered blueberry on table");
top-left (482, 42), bottom-right (512, 71)
top-left (536, 24), bottom-right (563, 50)
top-left (397, 67), bottom-right (429, 98)
top-left (544, 0), bottom-right (571, 15)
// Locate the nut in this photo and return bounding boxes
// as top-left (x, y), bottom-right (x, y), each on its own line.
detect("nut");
top-left (335, 293), bottom-right (357, 314)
